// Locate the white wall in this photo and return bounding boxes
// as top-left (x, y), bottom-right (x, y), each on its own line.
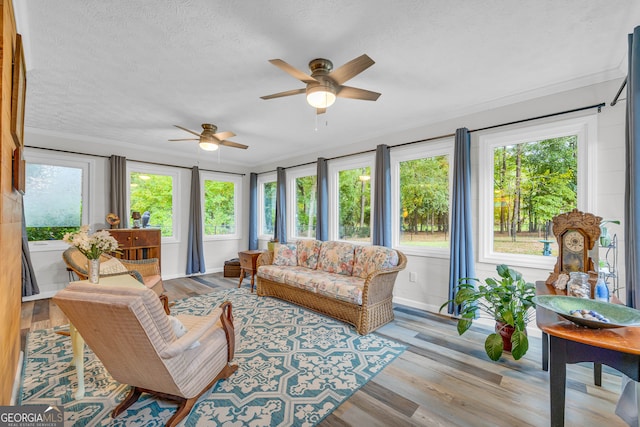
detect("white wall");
top-left (24, 78), bottom-right (627, 312)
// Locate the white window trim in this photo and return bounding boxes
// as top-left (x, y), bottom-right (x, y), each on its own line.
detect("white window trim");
top-left (477, 114), bottom-right (597, 269)
top-left (200, 171), bottom-right (243, 241)
top-left (257, 172), bottom-right (276, 241)
top-left (128, 162), bottom-right (180, 244)
top-left (286, 165), bottom-right (317, 241)
top-left (328, 154), bottom-right (375, 244)
top-left (391, 138), bottom-right (454, 258)
top-left (24, 148), bottom-right (95, 252)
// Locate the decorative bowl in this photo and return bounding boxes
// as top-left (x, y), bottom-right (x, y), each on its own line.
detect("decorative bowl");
top-left (533, 295), bottom-right (640, 329)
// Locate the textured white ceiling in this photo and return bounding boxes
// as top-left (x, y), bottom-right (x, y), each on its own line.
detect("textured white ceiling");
top-left (16, 0), bottom-right (640, 168)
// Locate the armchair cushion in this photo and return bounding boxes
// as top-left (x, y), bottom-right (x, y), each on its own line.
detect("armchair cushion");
top-left (167, 316), bottom-right (200, 350)
top-left (99, 258), bottom-right (128, 275)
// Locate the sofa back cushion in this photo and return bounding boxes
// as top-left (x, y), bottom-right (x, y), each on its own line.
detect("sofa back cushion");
top-left (273, 243), bottom-right (297, 266)
top-left (317, 241), bottom-right (356, 276)
top-left (353, 246), bottom-right (399, 279)
top-left (296, 239), bottom-right (322, 269)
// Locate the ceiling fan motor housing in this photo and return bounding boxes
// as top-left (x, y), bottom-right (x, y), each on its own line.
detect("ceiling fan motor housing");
top-left (306, 58), bottom-right (337, 108)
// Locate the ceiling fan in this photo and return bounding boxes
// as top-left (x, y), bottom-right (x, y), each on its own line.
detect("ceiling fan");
top-left (169, 124), bottom-right (248, 151)
top-left (260, 54), bottom-right (381, 114)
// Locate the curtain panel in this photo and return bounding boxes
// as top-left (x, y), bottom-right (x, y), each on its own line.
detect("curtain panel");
top-left (316, 158), bottom-right (328, 241)
top-left (249, 172), bottom-right (258, 250)
top-left (109, 155), bottom-right (128, 228)
top-left (626, 26), bottom-right (640, 309)
top-left (21, 198), bottom-right (39, 296)
top-left (186, 166), bottom-right (205, 274)
top-left (447, 128), bottom-right (476, 315)
top-left (274, 167), bottom-right (287, 243)
top-left (373, 144), bottom-right (391, 247)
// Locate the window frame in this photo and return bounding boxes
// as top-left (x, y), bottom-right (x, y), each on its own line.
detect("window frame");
top-left (127, 161), bottom-right (180, 243)
top-left (200, 171), bottom-right (242, 241)
top-left (24, 148), bottom-right (94, 252)
top-left (477, 115), bottom-right (597, 269)
top-left (257, 172), bottom-right (277, 241)
top-left (286, 165), bottom-right (317, 241)
top-left (328, 154), bottom-right (375, 244)
top-left (391, 139), bottom-right (454, 258)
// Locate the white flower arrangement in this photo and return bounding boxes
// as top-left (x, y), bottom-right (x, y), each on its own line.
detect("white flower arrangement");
top-left (63, 225), bottom-right (119, 260)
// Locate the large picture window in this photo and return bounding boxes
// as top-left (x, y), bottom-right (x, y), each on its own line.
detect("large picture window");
top-left (478, 115), bottom-right (596, 268)
top-left (23, 150), bottom-right (91, 243)
top-left (287, 167), bottom-right (317, 240)
top-left (391, 140), bottom-right (453, 256)
top-left (128, 164), bottom-right (179, 239)
top-left (202, 172), bottom-right (242, 239)
top-left (329, 156), bottom-right (374, 243)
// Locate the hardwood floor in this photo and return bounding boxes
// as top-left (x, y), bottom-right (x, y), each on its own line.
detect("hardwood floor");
top-left (21, 274), bottom-right (628, 427)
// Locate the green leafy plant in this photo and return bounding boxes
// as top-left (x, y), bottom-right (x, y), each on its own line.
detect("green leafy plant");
top-left (440, 264), bottom-right (536, 361)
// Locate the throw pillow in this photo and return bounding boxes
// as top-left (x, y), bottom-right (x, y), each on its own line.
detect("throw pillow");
top-left (167, 316), bottom-right (200, 349)
top-left (99, 258), bottom-right (128, 275)
top-left (273, 243), bottom-right (297, 266)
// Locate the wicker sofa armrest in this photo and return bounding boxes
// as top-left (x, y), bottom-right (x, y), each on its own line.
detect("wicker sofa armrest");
top-left (360, 250), bottom-right (407, 306)
top-left (256, 251), bottom-right (273, 268)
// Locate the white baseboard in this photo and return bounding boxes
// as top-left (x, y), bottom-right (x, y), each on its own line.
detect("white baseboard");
top-left (393, 296), bottom-right (440, 313)
top-left (11, 351), bottom-right (23, 405)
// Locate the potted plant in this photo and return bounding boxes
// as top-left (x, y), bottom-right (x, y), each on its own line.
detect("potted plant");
top-left (440, 264), bottom-right (536, 361)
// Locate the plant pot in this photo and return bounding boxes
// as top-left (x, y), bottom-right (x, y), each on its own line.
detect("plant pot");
top-left (495, 321), bottom-right (516, 352)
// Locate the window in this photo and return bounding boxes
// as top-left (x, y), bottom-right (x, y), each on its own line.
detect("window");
top-left (287, 167), bottom-right (317, 240)
top-left (202, 172), bottom-right (242, 239)
top-left (23, 150), bottom-right (92, 244)
top-left (478, 115), bottom-right (596, 268)
top-left (329, 156), bottom-right (374, 243)
top-left (391, 140), bottom-right (453, 256)
top-left (128, 164), bottom-right (179, 239)
top-left (258, 173), bottom-right (276, 239)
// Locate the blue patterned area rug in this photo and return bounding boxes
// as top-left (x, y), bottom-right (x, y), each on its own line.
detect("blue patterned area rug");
top-left (20, 288), bottom-right (406, 426)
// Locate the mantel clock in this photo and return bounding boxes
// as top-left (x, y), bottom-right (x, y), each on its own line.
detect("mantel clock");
top-left (546, 209), bottom-right (601, 286)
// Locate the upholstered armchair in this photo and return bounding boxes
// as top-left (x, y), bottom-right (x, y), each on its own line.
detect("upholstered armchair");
top-left (53, 282), bottom-right (238, 427)
top-left (62, 247), bottom-right (164, 295)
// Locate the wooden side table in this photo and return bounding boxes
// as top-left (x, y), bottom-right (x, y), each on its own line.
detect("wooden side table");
top-left (238, 250), bottom-right (264, 292)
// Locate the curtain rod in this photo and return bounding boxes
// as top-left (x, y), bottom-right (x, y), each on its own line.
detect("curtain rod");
top-left (24, 146), bottom-right (246, 176)
top-left (258, 101), bottom-right (606, 175)
top-left (611, 76), bottom-right (627, 106)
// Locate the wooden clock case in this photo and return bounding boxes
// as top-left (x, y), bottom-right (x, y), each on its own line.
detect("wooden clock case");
top-left (546, 209), bottom-right (601, 286)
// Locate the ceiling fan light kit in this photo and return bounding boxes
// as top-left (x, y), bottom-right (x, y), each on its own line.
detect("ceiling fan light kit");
top-left (199, 141), bottom-right (219, 151)
top-left (306, 80), bottom-right (336, 108)
top-left (169, 124), bottom-right (248, 151)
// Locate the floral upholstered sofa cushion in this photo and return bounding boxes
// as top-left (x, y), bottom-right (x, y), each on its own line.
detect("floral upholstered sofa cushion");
top-left (273, 243), bottom-right (297, 266)
top-left (296, 239), bottom-right (322, 269)
top-left (317, 241), bottom-right (355, 276)
top-left (352, 246), bottom-right (399, 279)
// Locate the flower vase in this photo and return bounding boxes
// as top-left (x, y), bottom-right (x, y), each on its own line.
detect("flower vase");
top-left (88, 259), bottom-right (100, 284)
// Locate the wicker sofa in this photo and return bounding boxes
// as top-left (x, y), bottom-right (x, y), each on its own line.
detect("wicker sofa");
top-left (256, 240), bottom-right (407, 334)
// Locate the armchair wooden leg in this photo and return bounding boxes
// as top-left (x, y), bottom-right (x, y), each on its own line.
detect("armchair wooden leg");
top-left (166, 397), bottom-right (197, 427)
top-left (112, 386), bottom-right (142, 418)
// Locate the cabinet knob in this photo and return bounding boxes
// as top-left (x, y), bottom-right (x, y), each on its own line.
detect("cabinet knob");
top-left (135, 236), bottom-right (139, 240)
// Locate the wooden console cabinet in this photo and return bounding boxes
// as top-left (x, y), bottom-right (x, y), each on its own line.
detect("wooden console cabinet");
top-left (107, 228), bottom-right (161, 269)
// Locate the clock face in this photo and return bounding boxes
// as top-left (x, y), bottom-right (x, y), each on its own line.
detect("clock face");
top-left (564, 230), bottom-right (585, 252)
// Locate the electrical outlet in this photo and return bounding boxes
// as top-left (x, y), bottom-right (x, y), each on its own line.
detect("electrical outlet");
top-left (409, 272), bottom-right (417, 282)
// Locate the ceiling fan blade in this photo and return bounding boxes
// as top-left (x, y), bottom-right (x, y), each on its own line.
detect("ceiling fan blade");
top-left (213, 131), bottom-right (236, 140)
top-left (329, 54), bottom-right (375, 85)
top-left (173, 125), bottom-right (202, 137)
top-left (268, 59), bottom-right (318, 84)
top-left (260, 88), bottom-right (306, 100)
top-left (219, 140), bottom-right (248, 150)
top-left (316, 107), bottom-right (326, 115)
top-left (168, 138), bottom-right (198, 141)
top-left (336, 86), bottom-right (381, 101)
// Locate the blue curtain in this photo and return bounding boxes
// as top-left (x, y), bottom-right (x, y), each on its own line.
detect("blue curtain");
top-left (626, 26), bottom-right (640, 309)
top-left (274, 167), bottom-right (287, 243)
top-left (447, 128), bottom-right (475, 315)
top-left (109, 155), bottom-right (128, 228)
top-left (373, 144), bottom-right (391, 247)
top-left (316, 157), bottom-right (328, 241)
top-left (248, 172), bottom-right (258, 250)
top-left (186, 166), bottom-right (205, 275)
